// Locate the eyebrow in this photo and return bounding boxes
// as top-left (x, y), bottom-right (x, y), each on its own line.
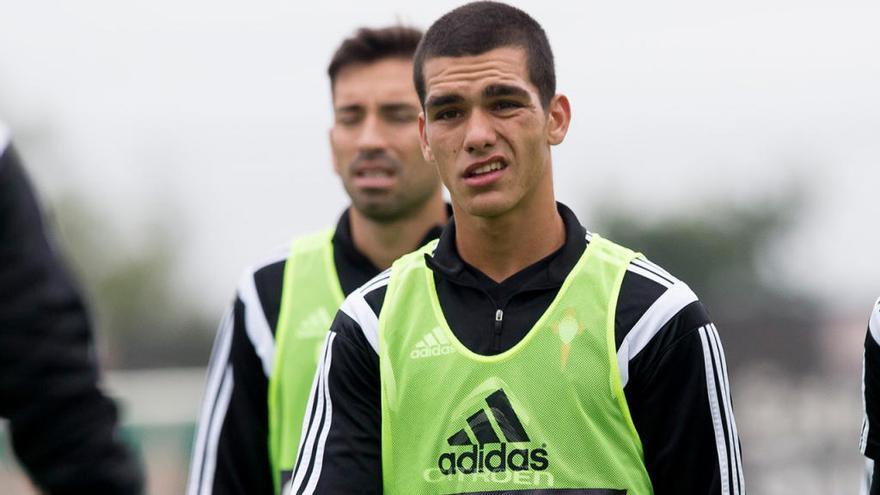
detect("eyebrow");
top-left (483, 84), bottom-right (530, 100)
top-left (425, 93), bottom-right (465, 110)
top-left (335, 104), bottom-right (364, 114)
top-left (379, 103), bottom-right (418, 113)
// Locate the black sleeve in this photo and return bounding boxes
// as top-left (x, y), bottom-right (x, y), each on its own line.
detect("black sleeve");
top-left (861, 299), bottom-right (880, 460)
top-left (864, 331), bottom-right (880, 459)
top-left (0, 144), bottom-right (144, 494)
top-left (624, 301), bottom-right (744, 495)
top-left (286, 308), bottom-right (382, 494)
top-left (187, 297), bottom-right (274, 495)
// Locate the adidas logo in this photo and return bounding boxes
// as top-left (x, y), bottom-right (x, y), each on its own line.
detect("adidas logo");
top-left (410, 327), bottom-right (455, 359)
top-left (437, 389), bottom-right (549, 475)
top-left (294, 307), bottom-right (333, 339)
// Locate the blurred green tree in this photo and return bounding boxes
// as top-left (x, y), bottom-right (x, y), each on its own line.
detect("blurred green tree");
top-left (591, 190), bottom-right (822, 376)
top-left (47, 195), bottom-right (214, 369)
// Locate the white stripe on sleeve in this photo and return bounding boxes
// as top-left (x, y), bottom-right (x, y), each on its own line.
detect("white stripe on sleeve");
top-left (186, 309), bottom-right (234, 495)
top-left (707, 324), bottom-right (745, 494)
top-left (199, 366), bottom-right (234, 495)
top-left (286, 332), bottom-right (337, 495)
top-left (698, 325), bottom-right (731, 495)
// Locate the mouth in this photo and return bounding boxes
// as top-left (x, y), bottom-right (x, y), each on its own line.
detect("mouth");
top-left (351, 159), bottom-right (398, 189)
top-left (355, 168), bottom-right (394, 179)
top-left (462, 157), bottom-right (508, 187)
top-left (465, 159), bottom-right (508, 178)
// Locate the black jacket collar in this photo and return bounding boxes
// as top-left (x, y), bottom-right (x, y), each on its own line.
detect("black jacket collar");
top-left (333, 206), bottom-right (450, 274)
top-left (425, 202), bottom-right (587, 291)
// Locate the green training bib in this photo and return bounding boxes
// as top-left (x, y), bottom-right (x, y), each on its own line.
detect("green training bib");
top-left (379, 235), bottom-right (654, 495)
top-left (268, 229), bottom-right (344, 493)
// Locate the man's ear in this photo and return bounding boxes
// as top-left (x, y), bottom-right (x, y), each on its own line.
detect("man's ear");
top-left (546, 94), bottom-right (572, 146)
top-left (419, 112), bottom-right (435, 162)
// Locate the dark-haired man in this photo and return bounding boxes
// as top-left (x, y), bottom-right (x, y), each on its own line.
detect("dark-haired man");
top-left (288, 2), bottom-right (744, 495)
top-left (187, 26), bottom-right (447, 495)
top-left (860, 297), bottom-right (880, 495)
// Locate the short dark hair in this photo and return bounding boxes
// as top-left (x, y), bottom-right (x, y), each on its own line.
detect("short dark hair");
top-left (413, 1), bottom-right (556, 109)
top-left (328, 25), bottom-right (423, 90)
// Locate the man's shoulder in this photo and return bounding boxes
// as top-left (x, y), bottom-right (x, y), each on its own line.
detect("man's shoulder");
top-left (0, 121), bottom-right (10, 156)
top-left (340, 269), bottom-right (391, 321)
top-left (232, 228), bottom-right (337, 332)
top-left (235, 227), bottom-right (337, 297)
top-left (330, 269), bottom-right (392, 354)
top-left (236, 242), bottom-right (291, 297)
top-left (869, 296), bottom-right (880, 343)
top-left (614, 248), bottom-right (707, 354)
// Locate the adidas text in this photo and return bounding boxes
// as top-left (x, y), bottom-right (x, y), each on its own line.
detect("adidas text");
top-left (437, 443), bottom-right (549, 475)
top-left (410, 345), bottom-right (454, 359)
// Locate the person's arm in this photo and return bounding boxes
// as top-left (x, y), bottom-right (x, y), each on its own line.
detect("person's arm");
top-left (187, 258), bottom-right (287, 495)
top-left (860, 298), bottom-right (880, 495)
top-left (284, 282), bottom-right (385, 495)
top-left (618, 261), bottom-right (744, 495)
top-left (0, 141), bottom-right (144, 494)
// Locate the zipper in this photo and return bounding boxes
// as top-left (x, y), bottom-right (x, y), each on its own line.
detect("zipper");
top-left (494, 309), bottom-right (504, 351)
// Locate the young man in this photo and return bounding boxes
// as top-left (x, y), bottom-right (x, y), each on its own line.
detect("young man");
top-left (287, 3), bottom-right (744, 495)
top-left (187, 26), bottom-right (447, 495)
top-left (0, 121), bottom-right (144, 494)
top-left (860, 297), bottom-right (880, 495)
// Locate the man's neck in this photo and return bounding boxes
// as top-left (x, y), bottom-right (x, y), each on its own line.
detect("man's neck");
top-left (349, 191), bottom-right (447, 270)
top-left (454, 190), bottom-right (565, 283)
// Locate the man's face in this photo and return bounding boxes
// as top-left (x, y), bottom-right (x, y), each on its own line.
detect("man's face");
top-left (418, 46), bottom-right (569, 219)
top-left (331, 57), bottom-right (440, 222)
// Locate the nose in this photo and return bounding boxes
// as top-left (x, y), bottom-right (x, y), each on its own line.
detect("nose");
top-left (356, 113), bottom-right (388, 153)
top-left (463, 109), bottom-right (496, 155)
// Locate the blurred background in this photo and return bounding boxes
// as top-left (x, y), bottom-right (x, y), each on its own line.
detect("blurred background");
top-left (1, 0), bottom-right (878, 493)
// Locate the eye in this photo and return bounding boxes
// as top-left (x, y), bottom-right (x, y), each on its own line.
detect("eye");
top-left (492, 100), bottom-right (523, 112)
top-left (336, 113), bottom-right (363, 126)
top-left (433, 109), bottom-right (463, 121)
top-left (385, 109), bottom-right (418, 124)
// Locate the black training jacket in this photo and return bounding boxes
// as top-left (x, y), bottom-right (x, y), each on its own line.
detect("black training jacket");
top-left (0, 128), bottom-right (144, 494)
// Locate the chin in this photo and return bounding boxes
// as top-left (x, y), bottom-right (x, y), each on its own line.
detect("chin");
top-left (460, 196), bottom-right (515, 219)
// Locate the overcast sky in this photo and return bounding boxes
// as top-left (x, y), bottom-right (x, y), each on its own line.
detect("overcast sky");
top-left (1, 0), bottom-right (878, 315)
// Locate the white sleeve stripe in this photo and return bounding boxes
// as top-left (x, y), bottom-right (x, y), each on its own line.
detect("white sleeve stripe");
top-left (626, 264), bottom-right (672, 288)
top-left (630, 258), bottom-right (676, 286)
top-left (186, 310), bottom-right (233, 495)
top-left (199, 366), bottom-right (234, 495)
top-left (287, 332), bottom-right (337, 494)
top-left (360, 272), bottom-right (391, 294)
top-left (616, 282), bottom-right (698, 387)
top-left (698, 326), bottom-right (731, 495)
top-left (863, 458), bottom-right (874, 495)
top-left (630, 257), bottom-right (677, 284)
top-left (239, 271), bottom-right (276, 377)
top-left (340, 295), bottom-right (380, 354)
top-left (707, 324), bottom-right (744, 494)
top-left (289, 335), bottom-right (330, 493)
top-left (301, 331), bottom-right (336, 495)
top-left (291, 334), bottom-right (328, 479)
